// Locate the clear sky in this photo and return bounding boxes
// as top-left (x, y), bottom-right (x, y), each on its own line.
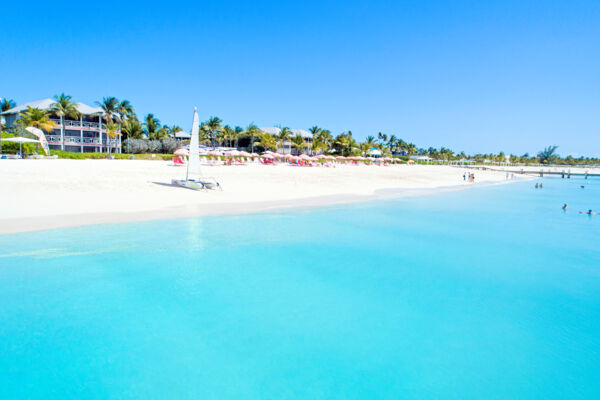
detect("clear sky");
top-left (1, 0), bottom-right (598, 156)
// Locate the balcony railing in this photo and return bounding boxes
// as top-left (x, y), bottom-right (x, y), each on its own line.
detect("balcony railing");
top-left (45, 135), bottom-right (120, 146)
top-left (50, 118), bottom-right (119, 132)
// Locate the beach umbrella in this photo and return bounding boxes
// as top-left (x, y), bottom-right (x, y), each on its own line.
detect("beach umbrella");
top-left (207, 150), bottom-right (220, 156)
top-left (1, 137), bottom-right (40, 157)
top-left (174, 148), bottom-right (189, 156)
top-left (261, 154), bottom-right (274, 159)
top-left (298, 154), bottom-right (311, 159)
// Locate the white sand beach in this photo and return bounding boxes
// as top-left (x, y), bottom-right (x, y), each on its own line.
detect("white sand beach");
top-left (0, 159), bottom-right (521, 234)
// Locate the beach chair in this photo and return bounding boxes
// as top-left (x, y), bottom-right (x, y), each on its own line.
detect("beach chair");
top-left (172, 156), bottom-right (185, 166)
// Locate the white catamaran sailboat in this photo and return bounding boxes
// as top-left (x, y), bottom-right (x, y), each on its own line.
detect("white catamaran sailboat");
top-left (171, 107), bottom-right (221, 190)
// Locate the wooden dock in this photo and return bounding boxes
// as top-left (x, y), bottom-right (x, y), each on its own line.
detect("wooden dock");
top-left (461, 166), bottom-right (600, 178)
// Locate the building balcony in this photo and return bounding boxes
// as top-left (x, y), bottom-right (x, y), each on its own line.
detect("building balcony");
top-left (50, 118), bottom-right (119, 133)
top-left (45, 135), bottom-right (120, 147)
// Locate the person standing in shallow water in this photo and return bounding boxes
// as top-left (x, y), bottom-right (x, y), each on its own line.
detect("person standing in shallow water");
top-left (562, 203), bottom-right (568, 211)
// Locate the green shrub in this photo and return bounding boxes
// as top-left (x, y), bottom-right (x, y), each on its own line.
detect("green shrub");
top-left (1, 132), bottom-right (39, 154)
top-left (47, 150), bottom-right (174, 160)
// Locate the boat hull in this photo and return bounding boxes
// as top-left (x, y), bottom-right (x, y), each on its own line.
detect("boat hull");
top-left (171, 179), bottom-right (205, 190)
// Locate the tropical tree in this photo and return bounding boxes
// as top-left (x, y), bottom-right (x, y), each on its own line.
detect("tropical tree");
top-left (277, 127), bottom-right (292, 153)
top-left (1, 98), bottom-right (16, 112)
top-left (17, 107), bottom-right (56, 133)
top-left (118, 100), bottom-right (136, 120)
top-left (256, 133), bottom-right (277, 151)
top-left (309, 125), bottom-right (322, 145)
top-left (234, 126), bottom-right (244, 148)
top-left (121, 117), bottom-right (144, 140)
top-left (50, 93), bottom-right (80, 150)
top-left (143, 113), bottom-right (161, 139)
top-left (334, 132), bottom-right (357, 156)
top-left (291, 134), bottom-right (307, 154)
top-left (165, 125), bottom-right (182, 137)
top-left (245, 124), bottom-right (262, 153)
top-left (312, 129), bottom-right (333, 154)
top-left (104, 122), bottom-right (121, 155)
top-left (96, 97), bottom-right (120, 123)
top-left (538, 146), bottom-right (559, 164)
top-left (204, 116), bottom-right (222, 149)
top-left (222, 125), bottom-right (235, 147)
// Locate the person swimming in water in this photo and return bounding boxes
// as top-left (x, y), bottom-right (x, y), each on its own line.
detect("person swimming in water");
top-left (539, 183), bottom-right (543, 189)
top-left (562, 203), bottom-right (568, 210)
top-left (587, 210), bottom-right (594, 215)
top-left (535, 183), bottom-right (539, 189)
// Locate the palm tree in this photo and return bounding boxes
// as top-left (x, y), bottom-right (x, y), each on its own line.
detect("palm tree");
top-left (118, 100), bottom-right (136, 120)
top-left (1, 98), bottom-right (16, 112)
top-left (1, 99), bottom-right (16, 150)
top-left (143, 114), bottom-right (161, 139)
top-left (234, 126), bottom-right (244, 148)
top-left (104, 122), bottom-right (121, 156)
top-left (387, 135), bottom-right (398, 152)
top-left (312, 129), bottom-right (333, 154)
top-left (334, 132), bottom-right (357, 156)
top-left (121, 117), bottom-right (144, 140)
top-left (291, 134), bottom-right (307, 155)
top-left (222, 125), bottom-right (235, 147)
top-left (245, 124), bottom-right (262, 153)
top-left (166, 125), bottom-right (182, 137)
top-left (359, 142), bottom-right (370, 156)
top-left (204, 116), bottom-right (222, 149)
top-left (17, 107), bottom-right (56, 133)
top-left (377, 132), bottom-right (388, 145)
top-left (309, 126), bottom-right (322, 137)
top-left (538, 146), bottom-right (559, 164)
top-left (256, 133), bottom-right (277, 151)
top-left (50, 93), bottom-right (80, 151)
top-left (277, 127), bottom-right (292, 154)
top-left (96, 97), bottom-right (120, 123)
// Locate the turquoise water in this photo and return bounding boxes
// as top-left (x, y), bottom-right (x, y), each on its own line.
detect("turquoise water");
top-left (1, 178), bottom-right (599, 399)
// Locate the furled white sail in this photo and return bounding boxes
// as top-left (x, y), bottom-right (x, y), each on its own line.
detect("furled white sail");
top-left (186, 108), bottom-right (202, 179)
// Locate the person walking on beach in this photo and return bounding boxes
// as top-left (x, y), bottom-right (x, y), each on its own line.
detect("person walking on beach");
top-left (463, 172), bottom-right (466, 181)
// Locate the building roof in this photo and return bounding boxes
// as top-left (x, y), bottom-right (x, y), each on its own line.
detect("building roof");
top-left (173, 130), bottom-right (191, 139)
top-left (410, 155), bottom-right (433, 160)
top-left (1, 98), bottom-right (104, 116)
top-left (259, 127), bottom-right (313, 139)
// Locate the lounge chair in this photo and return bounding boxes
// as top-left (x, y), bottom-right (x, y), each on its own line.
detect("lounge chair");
top-left (172, 156), bottom-right (185, 166)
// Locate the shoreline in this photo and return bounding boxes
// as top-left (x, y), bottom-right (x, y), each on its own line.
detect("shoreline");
top-left (1, 160), bottom-right (528, 235)
top-left (0, 178), bottom-right (522, 235)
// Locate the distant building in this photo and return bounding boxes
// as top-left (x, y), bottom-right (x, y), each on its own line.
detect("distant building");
top-left (1, 98), bottom-right (121, 153)
top-left (260, 127), bottom-right (312, 154)
top-left (368, 148), bottom-right (382, 157)
top-left (409, 155), bottom-right (433, 161)
top-left (173, 130), bottom-right (191, 141)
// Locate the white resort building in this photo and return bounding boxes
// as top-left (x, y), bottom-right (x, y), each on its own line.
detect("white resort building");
top-left (1, 98), bottom-right (121, 153)
top-left (260, 127), bottom-right (312, 154)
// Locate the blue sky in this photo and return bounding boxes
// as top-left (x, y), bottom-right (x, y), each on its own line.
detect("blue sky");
top-left (1, 0), bottom-right (598, 156)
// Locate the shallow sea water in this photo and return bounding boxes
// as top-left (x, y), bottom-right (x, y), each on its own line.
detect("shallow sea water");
top-left (1, 178), bottom-right (599, 399)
